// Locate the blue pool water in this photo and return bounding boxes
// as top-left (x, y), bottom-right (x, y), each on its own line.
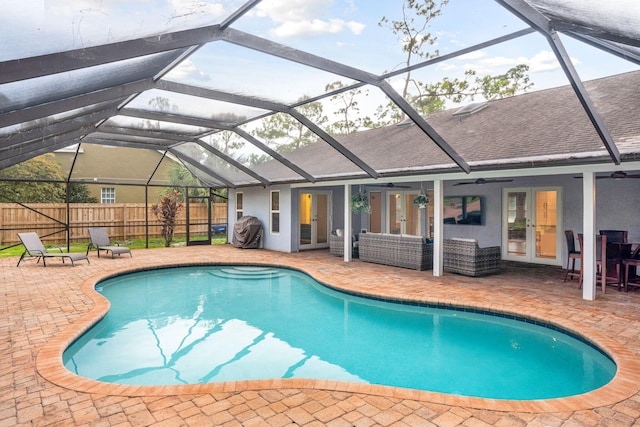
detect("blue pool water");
top-left (63, 265), bottom-right (616, 400)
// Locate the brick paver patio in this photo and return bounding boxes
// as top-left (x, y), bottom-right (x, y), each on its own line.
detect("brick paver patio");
top-left (2, 245), bottom-right (640, 426)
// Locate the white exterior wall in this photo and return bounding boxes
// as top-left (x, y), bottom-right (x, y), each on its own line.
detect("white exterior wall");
top-left (229, 172), bottom-right (639, 262)
top-left (228, 185), bottom-right (293, 252)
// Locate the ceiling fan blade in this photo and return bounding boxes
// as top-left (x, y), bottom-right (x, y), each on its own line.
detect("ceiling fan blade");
top-left (365, 183), bottom-right (413, 189)
top-left (453, 178), bottom-right (513, 186)
top-left (575, 176), bottom-right (624, 179)
top-left (573, 172), bottom-right (640, 179)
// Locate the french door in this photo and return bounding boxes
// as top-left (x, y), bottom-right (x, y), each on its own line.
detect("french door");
top-left (387, 191), bottom-right (420, 235)
top-left (299, 191), bottom-right (331, 250)
top-left (502, 187), bottom-right (562, 265)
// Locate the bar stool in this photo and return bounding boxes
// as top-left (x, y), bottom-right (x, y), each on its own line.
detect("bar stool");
top-left (563, 230), bottom-right (581, 282)
top-left (623, 259), bottom-right (640, 291)
top-left (622, 246), bottom-right (640, 291)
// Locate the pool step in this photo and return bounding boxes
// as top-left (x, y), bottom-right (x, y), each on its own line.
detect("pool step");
top-left (209, 266), bottom-right (284, 280)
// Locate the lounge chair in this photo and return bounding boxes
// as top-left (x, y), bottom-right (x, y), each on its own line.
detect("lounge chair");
top-left (87, 227), bottom-right (132, 258)
top-left (17, 232), bottom-right (90, 267)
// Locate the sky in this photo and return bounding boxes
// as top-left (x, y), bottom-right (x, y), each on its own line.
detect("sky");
top-left (2, 0), bottom-right (638, 121)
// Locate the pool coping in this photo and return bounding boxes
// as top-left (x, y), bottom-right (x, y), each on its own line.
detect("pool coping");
top-left (35, 260), bottom-right (640, 413)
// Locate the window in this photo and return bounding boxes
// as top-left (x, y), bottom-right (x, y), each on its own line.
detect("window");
top-left (101, 188), bottom-right (115, 204)
top-left (270, 190), bottom-right (280, 234)
top-left (236, 192), bottom-right (243, 220)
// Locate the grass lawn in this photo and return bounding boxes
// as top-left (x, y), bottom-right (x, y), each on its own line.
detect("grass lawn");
top-left (0, 235), bottom-right (229, 258)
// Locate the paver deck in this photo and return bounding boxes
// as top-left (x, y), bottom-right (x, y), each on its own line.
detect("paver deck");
top-left (3, 245), bottom-right (640, 426)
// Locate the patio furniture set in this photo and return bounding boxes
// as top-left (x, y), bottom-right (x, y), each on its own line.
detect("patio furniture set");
top-left (330, 230), bottom-right (502, 276)
top-left (16, 227), bottom-right (132, 267)
top-left (564, 229), bottom-right (640, 292)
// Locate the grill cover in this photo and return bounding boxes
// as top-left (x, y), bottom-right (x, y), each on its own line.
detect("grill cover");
top-left (232, 216), bottom-right (263, 249)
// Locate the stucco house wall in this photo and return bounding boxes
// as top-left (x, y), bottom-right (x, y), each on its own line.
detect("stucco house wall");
top-left (229, 173), bottom-right (639, 272)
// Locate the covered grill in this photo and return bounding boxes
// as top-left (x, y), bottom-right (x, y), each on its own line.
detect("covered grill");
top-left (232, 216), bottom-right (263, 249)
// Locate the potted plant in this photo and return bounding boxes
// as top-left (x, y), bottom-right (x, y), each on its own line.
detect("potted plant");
top-left (413, 194), bottom-right (429, 209)
top-left (351, 191), bottom-right (371, 213)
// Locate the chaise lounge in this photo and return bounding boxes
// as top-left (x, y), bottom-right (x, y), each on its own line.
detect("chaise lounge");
top-left (87, 227), bottom-right (132, 258)
top-left (17, 232), bottom-right (90, 267)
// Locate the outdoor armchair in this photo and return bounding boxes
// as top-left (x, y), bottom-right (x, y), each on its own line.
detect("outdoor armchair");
top-left (443, 238), bottom-right (501, 277)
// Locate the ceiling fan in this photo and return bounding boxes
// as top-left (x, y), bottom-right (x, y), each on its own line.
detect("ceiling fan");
top-left (365, 182), bottom-right (414, 189)
top-left (573, 171), bottom-right (640, 179)
top-left (453, 178), bottom-right (513, 186)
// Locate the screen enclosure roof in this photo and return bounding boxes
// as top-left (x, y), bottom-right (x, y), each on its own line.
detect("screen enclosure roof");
top-left (1, 0), bottom-right (639, 189)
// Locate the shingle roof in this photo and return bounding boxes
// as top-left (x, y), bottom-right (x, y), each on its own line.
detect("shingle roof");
top-left (254, 71), bottom-right (640, 183)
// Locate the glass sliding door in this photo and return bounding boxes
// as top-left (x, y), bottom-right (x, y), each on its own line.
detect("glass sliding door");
top-left (299, 191), bottom-right (331, 250)
top-left (502, 187), bottom-right (561, 265)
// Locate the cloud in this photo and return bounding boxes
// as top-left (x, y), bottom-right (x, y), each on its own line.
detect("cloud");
top-left (271, 18), bottom-right (364, 38)
top-left (166, 59), bottom-right (211, 82)
top-left (256, 0), bottom-right (330, 22)
top-left (456, 49), bottom-right (575, 75)
top-left (437, 62), bottom-right (459, 72)
top-left (256, 0), bottom-right (365, 38)
top-left (457, 51), bottom-right (487, 61)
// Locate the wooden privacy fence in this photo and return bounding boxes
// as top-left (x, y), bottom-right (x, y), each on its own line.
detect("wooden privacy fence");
top-left (0, 203), bottom-right (227, 245)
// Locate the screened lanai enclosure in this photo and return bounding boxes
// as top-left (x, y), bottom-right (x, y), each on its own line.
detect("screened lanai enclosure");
top-left (1, 1), bottom-right (640, 255)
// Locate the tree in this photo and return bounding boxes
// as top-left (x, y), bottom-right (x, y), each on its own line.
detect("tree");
top-left (143, 96), bottom-right (178, 129)
top-left (390, 66), bottom-right (532, 117)
top-left (247, 153), bottom-right (271, 166)
top-left (377, 0), bottom-right (533, 123)
top-left (207, 130), bottom-right (245, 154)
top-left (67, 183), bottom-right (98, 203)
top-left (151, 189), bottom-right (184, 247)
top-left (252, 97), bottom-right (328, 153)
top-left (325, 81), bottom-right (373, 134)
top-left (478, 64), bottom-right (532, 100)
top-left (0, 154), bottom-right (66, 202)
top-left (166, 163), bottom-right (207, 199)
top-left (379, 0), bottom-right (449, 101)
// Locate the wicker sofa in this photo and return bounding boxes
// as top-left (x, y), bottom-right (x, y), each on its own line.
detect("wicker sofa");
top-left (443, 238), bottom-right (502, 277)
top-left (358, 233), bottom-right (433, 271)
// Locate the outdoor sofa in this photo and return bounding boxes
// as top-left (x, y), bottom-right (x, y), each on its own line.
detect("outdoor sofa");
top-left (443, 238), bottom-right (501, 276)
top-left (358, 233), bottom-right (433, 271)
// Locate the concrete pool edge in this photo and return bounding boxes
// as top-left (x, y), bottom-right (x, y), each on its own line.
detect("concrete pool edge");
top-left (35, 260), bottom-right (640, 414)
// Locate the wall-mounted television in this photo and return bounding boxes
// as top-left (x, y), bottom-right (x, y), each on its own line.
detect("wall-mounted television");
top-left (443, 196), bottom-right (483, 225)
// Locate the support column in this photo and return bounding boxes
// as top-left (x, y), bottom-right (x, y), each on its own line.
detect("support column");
top-left (582, 172), bottom-right (596, 300)
top-left (433, 178), bottom-right (444, 276)
top-left (343, 184), bottom-right (352, 262)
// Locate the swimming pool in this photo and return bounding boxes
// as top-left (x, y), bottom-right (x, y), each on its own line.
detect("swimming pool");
top-left (63, 265), bottom-right (616, 400)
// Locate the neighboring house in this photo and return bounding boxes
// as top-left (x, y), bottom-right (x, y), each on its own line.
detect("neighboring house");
top-left (228, 71), bottom-right (640, 271)
top-left (54, 143), bottom-right (177, 203)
